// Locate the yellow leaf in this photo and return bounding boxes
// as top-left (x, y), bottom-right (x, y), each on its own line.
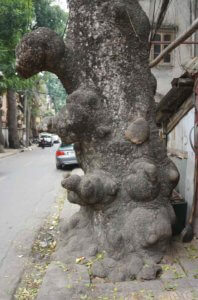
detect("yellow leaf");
top-left (76, 257), bottom-right (85, 264)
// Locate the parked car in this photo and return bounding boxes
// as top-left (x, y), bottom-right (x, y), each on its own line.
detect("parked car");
top-left (56, 143), bottom-right (78, 169)
top-left (38, 133), bottom-right (53, 147)
top-left (52, 134), bottom-right (61, 144)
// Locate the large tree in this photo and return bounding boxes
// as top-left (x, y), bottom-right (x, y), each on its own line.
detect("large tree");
top-left (7, 89), bottom-right (19, 148)
top-left (16, 0), bottom-right (179, 281)
top-left (0, 0), bottom-right (34, 148)
top-left (0, 96), bottom-right (5, 152)
top-left (31, 0), bottom-right (68, 117)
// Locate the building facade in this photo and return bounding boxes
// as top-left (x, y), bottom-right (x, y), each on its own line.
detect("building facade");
top-left (140, 0), bottom-right (197, 97)
top-left (140, 0), bottom-right (197, 217)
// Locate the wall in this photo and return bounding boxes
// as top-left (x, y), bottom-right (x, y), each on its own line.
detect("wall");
top-left (2, 128), bottom-right (8, 147)
top-left (139, 0), bottom-right (194, 98)
top-left (139, 0), bottom-right (196, 215)
top-left (1, 92), bottom-right (26, 147)
top-left (167, 107), bottom-right (195, 215)
top-left (1, 93), bottom-right (7, 125)
top-left (2, 128), bottom-right (25, 148)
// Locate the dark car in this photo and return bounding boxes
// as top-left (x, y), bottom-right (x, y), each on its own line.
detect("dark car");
top-left (38, 134), bottom-right (53, 147)
top-left (56, 144), bottom-right (78, 169)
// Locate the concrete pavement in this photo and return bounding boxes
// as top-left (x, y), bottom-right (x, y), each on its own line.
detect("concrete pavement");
top-left (0, 145), bottom-right (37, 160)
top-left (0, 148), bottom-right (21, 159)
top-left (0, 145), bottom-right (72, 299)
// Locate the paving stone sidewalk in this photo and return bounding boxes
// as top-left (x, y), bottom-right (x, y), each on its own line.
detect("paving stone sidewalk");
top-left (36, 199), bottom-right (198, 300)
top-left (36, 239), bottom-right (198, 300)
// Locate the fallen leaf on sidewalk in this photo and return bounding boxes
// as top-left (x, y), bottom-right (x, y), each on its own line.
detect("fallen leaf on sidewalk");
top-left (76, 257), bottom-right (85, 264)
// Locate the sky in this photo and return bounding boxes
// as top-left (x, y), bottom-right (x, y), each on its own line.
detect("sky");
top-left (53, 0), bottom-right (68, 11)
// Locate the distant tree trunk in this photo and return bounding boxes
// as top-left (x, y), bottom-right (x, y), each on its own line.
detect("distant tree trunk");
top-left (0, 120), bottom-right (4, 153)
top-left (0, 98), bottom-right (5, 153)
top-left (25, 103), bottom-right (31, 147)
top-left (7, 89), bottom-right (20, 149)
top-left (31, 114), bottom-right (38, 138)
top-left (16, 0), bottom-right (180, 281)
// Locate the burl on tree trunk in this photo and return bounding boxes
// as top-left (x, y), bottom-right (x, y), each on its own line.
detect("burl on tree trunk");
top-left (16, 0), bottom-right (179, 281)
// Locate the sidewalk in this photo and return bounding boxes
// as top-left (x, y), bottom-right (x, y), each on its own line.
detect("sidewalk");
top-left (0, 145), bottom-right (37, 159)
top-left (36, 174), bottom-right (198, 300)
top-left (36, 226), bottom-right (198, 300)
top-left (0, 148), bottom-right (20, 159)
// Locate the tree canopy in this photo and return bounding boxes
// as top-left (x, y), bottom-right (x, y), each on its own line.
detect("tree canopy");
top-left (0, 0), bottom-right (68, 132)
top-left (32, 0), bottom-right (68, 36)
top-left (0, 0), bottom-right (34, 92)
top-left (44, 72), bottom-right (67, 113)
top-left (0, 0), bottom-right (68, 94)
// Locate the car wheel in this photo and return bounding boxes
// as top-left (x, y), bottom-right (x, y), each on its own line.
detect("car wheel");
top-left (56, 163), bottom-right (62, 170)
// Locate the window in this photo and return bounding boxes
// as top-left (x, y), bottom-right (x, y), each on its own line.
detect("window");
top-left (150, 31), bottom-right (175, 65)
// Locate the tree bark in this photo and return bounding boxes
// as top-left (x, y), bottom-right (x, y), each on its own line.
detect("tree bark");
top-left (31, 114), bottom-right (38, 138)
top-left (0, 113), bottom-right (5, 153)
top-left (25, 97), bottom-right (31, 147)
top-left (16, 0), bottom-right (180, 281)
top-left (7, 89), bottom-right (20, 149)
top-left (0, 97), bottom-right (5, 153)
top-left (0, 122), bottom-right (4, 153)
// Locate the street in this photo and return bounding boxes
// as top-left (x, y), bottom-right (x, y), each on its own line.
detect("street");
top-left (0, 146), bottom-right (69, 299)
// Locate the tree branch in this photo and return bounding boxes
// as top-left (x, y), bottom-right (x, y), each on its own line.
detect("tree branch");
top-left (16, 27), bottom-right (75, 93)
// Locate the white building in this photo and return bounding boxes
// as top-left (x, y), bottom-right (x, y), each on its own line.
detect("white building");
top-left (140, 0), bottom-right (197, 97)
top-left (140, 0), bottom-right (197, 223)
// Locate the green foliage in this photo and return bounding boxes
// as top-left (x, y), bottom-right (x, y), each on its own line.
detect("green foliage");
top-left (32, 0), bottom-right (68, 36)
top-left (28, 78), bottom-right (50, 119)
top-left (0, 0), bottom-right (34, 91)
top-left (44, 72), bottom-right (67, 113)
top-left (32, 0), bottom-right (68, 112)
top-left (0, 0), bottom-right (67, 122)
top-left (0, 0), bottom-right (32, 47)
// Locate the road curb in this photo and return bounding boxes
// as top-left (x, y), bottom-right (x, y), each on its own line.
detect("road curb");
top-left (0, 150), bottom-right (20, 159)
top-left (0, 145), bottom-right (37, 160)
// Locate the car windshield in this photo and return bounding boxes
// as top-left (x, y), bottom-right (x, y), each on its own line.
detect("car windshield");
top-left (61, 144), bottom-right (73, 150)
top-left (41, 135), bottom-right (51, 138)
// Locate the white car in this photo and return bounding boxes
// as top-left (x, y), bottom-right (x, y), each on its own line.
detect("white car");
top-left (39, 133), bottom-right (53, 147)
top-left (52, 134), bottom-right (61, 144)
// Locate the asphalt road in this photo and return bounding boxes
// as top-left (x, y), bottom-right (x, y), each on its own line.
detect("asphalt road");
top-left (0, 145), bottom-right (71, 299)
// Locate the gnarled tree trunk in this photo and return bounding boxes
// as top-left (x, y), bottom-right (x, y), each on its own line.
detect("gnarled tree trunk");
top-left (16, 0), bottom-right (179, 281)
top-left (7, 89), bottom-right (20, 149)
